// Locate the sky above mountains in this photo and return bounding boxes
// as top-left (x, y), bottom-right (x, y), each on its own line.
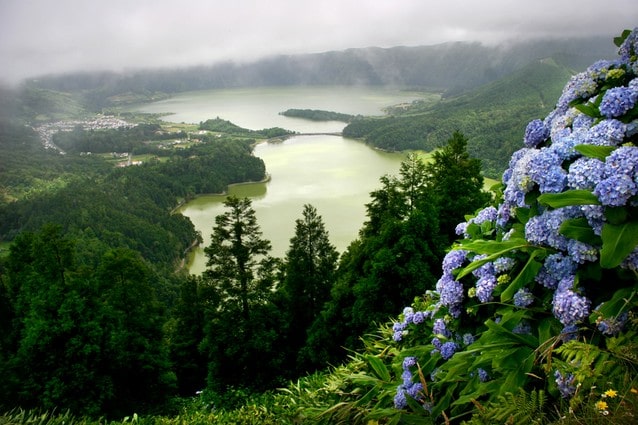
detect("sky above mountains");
top-left (0, 0), bottom-right (636, 85)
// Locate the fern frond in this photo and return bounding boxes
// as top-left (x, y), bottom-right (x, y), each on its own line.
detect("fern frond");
top-left (464, 389), bottom-right (548, 425)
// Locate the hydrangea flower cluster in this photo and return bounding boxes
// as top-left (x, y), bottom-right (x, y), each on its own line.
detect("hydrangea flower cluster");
top-left (390, 28), bottom-right (638, 413)
top-left (394, 356), bottom-right (424, 409)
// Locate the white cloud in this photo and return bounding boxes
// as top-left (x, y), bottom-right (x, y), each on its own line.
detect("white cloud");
top-left (0, 0), bottom-right (636, 84)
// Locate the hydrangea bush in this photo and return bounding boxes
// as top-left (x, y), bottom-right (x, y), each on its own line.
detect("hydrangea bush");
top-left (388, 29), bottom-right (638, 421)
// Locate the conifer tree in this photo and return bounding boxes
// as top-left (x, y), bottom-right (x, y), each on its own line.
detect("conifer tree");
top-left (282, 204), bottom-right (339, 373)
top-left (425, 130), bottom-right (492, 243)
top-left (201, 196), bottom-right (283, 390)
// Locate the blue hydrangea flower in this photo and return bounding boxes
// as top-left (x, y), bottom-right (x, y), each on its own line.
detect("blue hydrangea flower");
top-left (599, 86), bottom-right (638, 118)
top-left (621, 246), bottom-right (638, 271)
top-left (438, 276), bottom-right (464, 316)
top-left (470, 206), bottom-right (498, 225)
top-left (597, 312), bottom-right (628, 336)
top-left (472, 255), bottom-right (496, 279)
top-left (513, 321), bottom-right (532, 335)
top-left (524, 119), bottom-right (549, 147)
top-left (402, 307), bottom-right (415, 324)
top-left (567, 239), bottom-right (598, 264)
top-left (476, 275), bottom-right (497, 303)
top-left (401, 369), bottom-right (413, 386)
top-left (572, 112), bottom-right (595, 132)
top-left (455, 221), bottom-right (468, 236)
top-left (567, 157), bottom-right (605, 190)
top-left (462, 333), bottom-right (475, 346)
top-left (442, 249), bottom-right (468, 274)
top-left (557, 72), bottom-right (598, 110)
top-left (528, 148), bottom-right (565, 193)
top-left (493, 256), bottom-right (515, 274)
top-left (392, 321), bottom-right (406, 332)
top-left (536, 253), bottom-right (578, 289)
top-left (548, 130), bottom-right (581, 161)
top-left (412, 311), bottom-right (425, 324)
top-left (513, 288), bottom-right (534, 308)
top-left (586, 119), bottom-right (626, 146)
top-left (502, 149), bottom-right (537, 207)
top-left (604, 146), bottom-right (638, 178)
top-left (619, 27), bottom-right (638, 68)
top-left (406, 382), bottom-right (424, 399)
top-left (553, 288), bottom-right (592, 326)
top-left (561, 324), bottom-right (579, 342)
top-left (403, 356), bottom-right (417, 370)
top-left (526, 209), bottom-right (578, 250)
top-left (440, 341), bottom-right (458, 360)
top-left (394, 387), bottom-right (408, 409)
top-left (555, 370), bottom-right (577, 399)
top-left (581, 204), bottom-right (605, 236)
top-left (594, 174), bottom-right (637, 206)
top-left (433, 319), bottom-right (451, 338)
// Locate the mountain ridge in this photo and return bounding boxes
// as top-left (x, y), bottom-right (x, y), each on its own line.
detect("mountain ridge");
top-left (24, 36), bottom-right (616, 110)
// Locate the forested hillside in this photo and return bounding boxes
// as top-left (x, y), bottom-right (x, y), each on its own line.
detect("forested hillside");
top-left (344, 58), bottom-right (575, 177)
top-left (21, 36), bottom-right (615, 111)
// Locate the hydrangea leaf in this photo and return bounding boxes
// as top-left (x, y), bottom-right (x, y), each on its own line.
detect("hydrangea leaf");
top-left (573, 102), bottom-right (602, 119)
top-left (559, 217), bottom-right (602, 246)
top-left (455, 239), bottom-right (530, 279)
top-left (537, 190), bottom-right (600, 208)
top-left (614, 29), bottom-right (632, 47)
top-left (600, 221), bottom-right (638, 268)
top-left (590, 287), bottom-right (637, 324)
top-left (500, 250), bottom-right (544, 302)
top-left (573, 144), bottom-right (616, 160)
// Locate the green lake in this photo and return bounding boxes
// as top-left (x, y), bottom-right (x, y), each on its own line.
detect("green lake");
top-left (128, 86), bottom-right (432, 274)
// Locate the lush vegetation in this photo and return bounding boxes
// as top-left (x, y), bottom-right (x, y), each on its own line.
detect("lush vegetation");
top-left (198, 117), bottom-right (294, 139)
top-left (279, 108), bottom-right (354, 122)
top-left (1, 29), bottom-right (637, 425)
top-left (0, 103), bottom-right (489, 420)
top-left (344, 58), bottom-right (576, 178)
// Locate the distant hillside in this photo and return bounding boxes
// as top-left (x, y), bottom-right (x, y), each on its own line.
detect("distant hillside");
top-left (343, 57), bottom-right (575, 177)
top-left (26, 36), bottom-right (616, 111)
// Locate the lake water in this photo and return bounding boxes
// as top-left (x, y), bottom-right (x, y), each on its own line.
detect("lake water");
top-left (128, 86), bottom-right (429, 275)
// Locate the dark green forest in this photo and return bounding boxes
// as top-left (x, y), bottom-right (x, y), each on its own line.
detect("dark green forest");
top-left (0, 90), bottom-right (490, 418)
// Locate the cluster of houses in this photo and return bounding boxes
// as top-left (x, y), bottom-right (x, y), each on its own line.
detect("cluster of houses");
top-left (33, 115), bottom-right (134, 154)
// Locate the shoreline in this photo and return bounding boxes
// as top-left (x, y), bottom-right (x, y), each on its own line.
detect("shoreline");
top-left (170, 173), bottom-right (272, 215)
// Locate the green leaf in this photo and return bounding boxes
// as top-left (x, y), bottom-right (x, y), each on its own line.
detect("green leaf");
top-left (366, 355), bottom-right (390, 382)
top-left (600, 222), bottom-right (638, 268)
top-left (591, 287), bottom-right (637, 323)
top-left (537, 190), bottom-right (600, 208)
top-left (500, 250), bottom-right (544, 302)
top-left (614, 29), bottom-right (632, 47)
top-left (573, 102), bottom-right (602, 118)
top-left (574, 144), bottom-right (615, 160)
top-left (455, 239), bottom-right (530, 279)
top-left (559, 217), bottom-right (602, 246)
top-left (605, 207), bottom-right (628, 225)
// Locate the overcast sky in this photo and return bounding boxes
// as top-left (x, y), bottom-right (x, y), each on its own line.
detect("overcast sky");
top-left (0, 0), bottom-right (636, 85)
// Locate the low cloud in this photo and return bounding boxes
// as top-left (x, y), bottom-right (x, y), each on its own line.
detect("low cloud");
top-left (0, 0), bottom-right (635, 84)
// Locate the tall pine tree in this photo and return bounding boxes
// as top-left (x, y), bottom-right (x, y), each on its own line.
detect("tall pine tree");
top-left (282, 204), bottom-right (339, 373)
top-left (200, 196), bottom-right (284, 391)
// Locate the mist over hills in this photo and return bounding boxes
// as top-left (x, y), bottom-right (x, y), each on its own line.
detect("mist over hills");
top-left (26, 36), bottom-right (617, 109)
